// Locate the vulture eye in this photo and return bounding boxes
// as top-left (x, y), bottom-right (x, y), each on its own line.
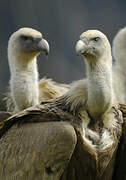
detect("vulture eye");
top-left (20, 35), bottom-right (33, 41)
top-left (92, 37), bottom-right (100, 42)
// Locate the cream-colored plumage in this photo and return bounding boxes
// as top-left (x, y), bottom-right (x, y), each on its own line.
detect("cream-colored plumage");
top-left (6, 28), bottom-right (69, 113)
top-left (112, 26), bottom-right (126, 103)
top-left (38, 78), bottom-right (69, 102)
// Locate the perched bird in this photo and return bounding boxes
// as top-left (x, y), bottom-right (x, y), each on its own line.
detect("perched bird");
top-left (5, 28), bottom-right (69, 113)
top-left (0, 30), bottom-right (123, 179)
top-left (112, 26), bottom-right (126, 104)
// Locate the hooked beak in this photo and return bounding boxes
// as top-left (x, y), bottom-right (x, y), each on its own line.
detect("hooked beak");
top-left (34, 37), bottom-right (49, 56)
top-left (75, 37), bottom-right (88, 56)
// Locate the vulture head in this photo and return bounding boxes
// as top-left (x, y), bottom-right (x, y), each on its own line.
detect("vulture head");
top-left (75, 30), bottom-right (112, 66)
top-left (8, 27), bottom-right (49, 60)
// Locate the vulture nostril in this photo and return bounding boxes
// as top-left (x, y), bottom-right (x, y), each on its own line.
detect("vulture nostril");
top-left (35, 37), bottom-right (42, 43)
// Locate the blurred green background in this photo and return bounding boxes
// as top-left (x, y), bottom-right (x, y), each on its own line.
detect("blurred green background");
top-left (0, 0), bottom-right (125, 110)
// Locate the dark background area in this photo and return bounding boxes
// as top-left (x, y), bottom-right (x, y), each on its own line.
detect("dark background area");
top-left (0, 0), bottom-right (126, 110)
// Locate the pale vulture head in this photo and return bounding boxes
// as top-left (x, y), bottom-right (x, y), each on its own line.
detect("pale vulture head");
top-left (112, 27), bottom-right (126, 66)
top-left (75, 30), bottom-right (112, 65)
top-left (8, 27), bottom-right (49, 59)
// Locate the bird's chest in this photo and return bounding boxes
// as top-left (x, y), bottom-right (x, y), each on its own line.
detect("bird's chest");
top-left (78, 142), bottom-right (117, 179)
top-left (62, 129), bottom-right (118, 180)
top-left (77, 129), bottom-right (118, 179)
top-left (75, 109), bottom-right (121, 179)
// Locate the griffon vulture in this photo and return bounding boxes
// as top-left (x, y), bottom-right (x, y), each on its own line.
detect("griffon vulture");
top-left (0, 30), bottom-right (124, 180)
top-left (5, 28), bottom-right (69, 113)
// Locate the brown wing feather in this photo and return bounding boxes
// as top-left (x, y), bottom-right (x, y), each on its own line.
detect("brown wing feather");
top-left (0, 99), bottom-right (75, 139)
top-left (0, 121), bottom-right (77, 180)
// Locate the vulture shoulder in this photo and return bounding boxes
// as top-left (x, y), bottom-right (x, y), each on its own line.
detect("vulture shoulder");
top-left (0, 98), bottom-right (76, 139)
